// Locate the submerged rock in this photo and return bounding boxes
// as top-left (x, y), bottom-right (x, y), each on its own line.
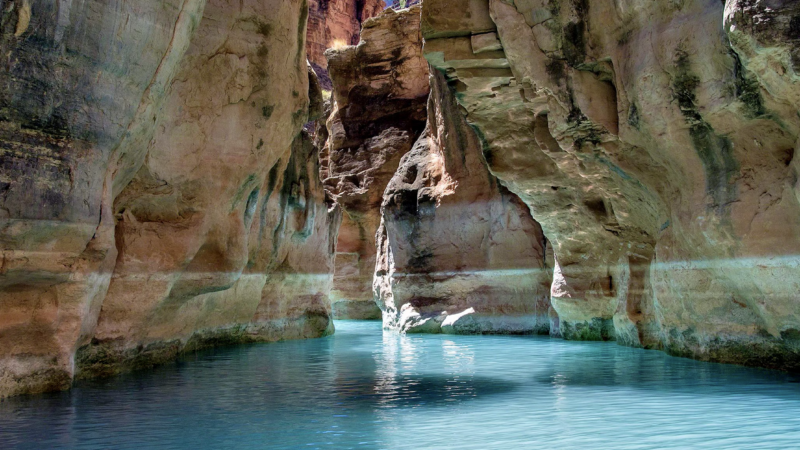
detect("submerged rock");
top-left (421, 0), bottom-right (800, 368)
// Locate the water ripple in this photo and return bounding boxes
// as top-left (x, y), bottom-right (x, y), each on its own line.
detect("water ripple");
top-left (2, 320), bottom-right (800, 449)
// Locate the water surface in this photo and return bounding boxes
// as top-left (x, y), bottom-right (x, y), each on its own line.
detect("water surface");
top-left (2, 320), bottom-right (800, 449)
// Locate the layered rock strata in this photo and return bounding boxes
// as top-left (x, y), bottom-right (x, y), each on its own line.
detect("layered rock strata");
top-left (374, 69), bottom-right (553, 334)
top-left (422, 0), bottom-right (800, 368)
top-left (324, 6), bottom-right (429, 319)
top-left (307, 0), bottom-right (386, 89)
top-left (0, 0), bottom-right (337, 397)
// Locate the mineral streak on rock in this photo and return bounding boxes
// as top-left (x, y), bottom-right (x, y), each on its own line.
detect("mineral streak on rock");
top-left (421, 0), bottom-right (800, 369)
top-left (0, 0), bottom-right (337, 397)
top-left (323, 6), bottom-right (430, 319)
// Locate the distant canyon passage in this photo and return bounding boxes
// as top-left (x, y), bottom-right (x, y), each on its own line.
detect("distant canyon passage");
top-left (0, 0), bottom-right (799, 398)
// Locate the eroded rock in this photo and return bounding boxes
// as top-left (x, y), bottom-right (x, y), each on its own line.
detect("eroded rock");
top-left (324, 6), bottom-right (429, 319)
top-left (374, 68), bottom-right (553, 334)
top-left (421, 0), bottom-right (800, 368)
top-left (0, 0), bottom-right (337, 396)
top-left (306, 0), bottom-right (386, 89)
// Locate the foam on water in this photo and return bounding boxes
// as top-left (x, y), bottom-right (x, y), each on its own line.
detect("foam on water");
top-left (2, 320), bottom-right (800, 449)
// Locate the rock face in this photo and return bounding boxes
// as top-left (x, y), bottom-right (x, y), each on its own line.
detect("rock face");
top-left (0, 0), bottom-right (337, 397)
top-left (323, 7), bottom-right (429, 319)
top-left (422, 0), bottom-right (800, 368)
top-left (388, 0), bottom-right (422, 8)
top-left (374, 68), bottom-right (553, 334)
top-left (306, 0), bottom-right (386, 89)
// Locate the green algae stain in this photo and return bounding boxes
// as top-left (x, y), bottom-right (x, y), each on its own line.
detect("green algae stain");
top-left (671, 48), bottom-right (738, 215)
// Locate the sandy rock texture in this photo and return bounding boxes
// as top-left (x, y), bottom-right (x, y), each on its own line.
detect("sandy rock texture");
top-left (373, 65), bottom-right (553, 335)
top-left (307, 0), bottom-right (385, 89)
top-left (422, 0), bottom-right (800, 368)
top-left (323, 6), bottom-right (429, 319)
top-left (0, 0), bottom-right (337, 397)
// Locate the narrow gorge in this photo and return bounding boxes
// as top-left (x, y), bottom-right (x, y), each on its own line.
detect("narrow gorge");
top-left (322, 0), bottom-right (800, 366)
top-left (2, 0), bottom-right (800, 447)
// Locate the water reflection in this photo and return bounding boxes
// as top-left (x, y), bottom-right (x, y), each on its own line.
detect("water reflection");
top-left (365, 327), bottom-right (492, 409)
top-left (333, 373), bottom-right (517, 408)
top-left (2, 321), bottom-right (800, 449)
top-left (534, 341), bottom-right (800, 398)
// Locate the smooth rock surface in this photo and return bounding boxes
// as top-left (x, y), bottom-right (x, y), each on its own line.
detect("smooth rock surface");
top-left (421, 0), bottom-right (800, 368)
top-left (0, 0), bottom-right (337, 397)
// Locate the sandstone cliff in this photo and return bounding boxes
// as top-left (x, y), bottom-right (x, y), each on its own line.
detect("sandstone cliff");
top-left (3, 0), bottom-right (800, 401)
top-left (422, 0), bottom-right (800, 368)
top-left (322, 6), bottom-right (552, 331)
top-left (323, 7), bottom-right (429, 319)
top-left (374, 68), bottom-right (553, 334)
top-left (0, 0), bottom-right (336, 397)
top-left (307, 0), bottom-right (386, 89)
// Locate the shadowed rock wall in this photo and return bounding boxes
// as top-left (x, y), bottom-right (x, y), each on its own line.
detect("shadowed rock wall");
top-left (324, 6), bottom-right (429, 319)
top-left (422, 0), bottom-right (800, 369)
top-left (0, 0), bottom-right (337, 397)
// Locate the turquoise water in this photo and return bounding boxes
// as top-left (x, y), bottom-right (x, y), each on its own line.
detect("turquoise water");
top-left (2, 320), bottom-right (800, 449)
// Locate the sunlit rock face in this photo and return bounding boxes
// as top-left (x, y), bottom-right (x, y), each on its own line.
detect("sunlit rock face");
top-left (0, 0), bottom-right (337, 397)
top-left (422, 0), bottom-right (800, 368)
top-left (324, 6), bottom-right (429, 319)
top-left (374, 67), bottom-right (553, 335)
top-left (306, 0), bottom-right (386, 89)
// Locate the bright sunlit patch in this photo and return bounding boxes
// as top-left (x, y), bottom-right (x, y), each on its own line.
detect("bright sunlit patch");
top-left (328, 38), bottom-right (349, 50)
top-left (441, 307), bottom-right (475, 328)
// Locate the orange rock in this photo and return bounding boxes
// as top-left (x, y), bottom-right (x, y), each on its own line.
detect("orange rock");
top-left (323, 6), bottom-right (429, 319)
top-left (306, 0), bottom-right (386, 89)
top-left (421, 0), bottom-right (800, 368)
top-left (0, 0), bottom-right (337, 397)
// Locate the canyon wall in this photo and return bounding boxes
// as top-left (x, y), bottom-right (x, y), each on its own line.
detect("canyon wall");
top-left (2, 0), bottom-right (799, 401)
top-left (422, 0), bottom-right (800, 368)
top-left (324, 7), bottom-right (429, 319)
top-left (307, 0), bottom-right (386, 89)
top-left (0, 0), bottom-right (337, 397)
top-left (374, 68), bottom-right (553, 334)
top-left (323, 6), bottom-right (552, 332)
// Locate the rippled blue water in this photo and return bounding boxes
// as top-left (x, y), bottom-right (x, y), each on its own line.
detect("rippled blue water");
top-left (2, 320), bottom-right (800, 449)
